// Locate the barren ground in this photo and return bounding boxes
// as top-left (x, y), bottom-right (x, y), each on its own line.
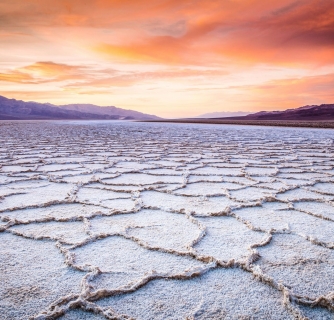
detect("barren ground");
top-left (0, 120), bottom-right (333, 319)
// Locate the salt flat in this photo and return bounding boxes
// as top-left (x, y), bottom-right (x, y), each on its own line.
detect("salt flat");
top-left (0, 120), bottom-right (333, 320)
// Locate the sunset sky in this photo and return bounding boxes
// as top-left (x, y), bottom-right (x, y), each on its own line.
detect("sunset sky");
top-left (0, 0), bottom-right (334, 118)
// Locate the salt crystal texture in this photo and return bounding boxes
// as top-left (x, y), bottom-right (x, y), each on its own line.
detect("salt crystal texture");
top-left (0, 120), bottom-right (334, 319)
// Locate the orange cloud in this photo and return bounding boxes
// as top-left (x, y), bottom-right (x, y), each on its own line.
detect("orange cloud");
top-left (227, 73), bottom-right (334, 110)
top-left (64, 68), bottom-right (228, 89)
top-left (93, 0), bottom-right (334, 66)
top-left (0, 60), bottom-right (226, 88)
top-left (1, 0), bottom-right (334, 66)
top-left (260, 73), bottom-right (334, 102)
top-left (0, 62), bottom-right (86, 84)
top-left (0, 0), bottom-right (333, 115)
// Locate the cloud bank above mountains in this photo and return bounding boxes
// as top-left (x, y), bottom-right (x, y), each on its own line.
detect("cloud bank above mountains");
top-left (0, 0), bottom-right (334, 117)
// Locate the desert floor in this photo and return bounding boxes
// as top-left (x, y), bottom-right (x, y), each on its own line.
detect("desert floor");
top-left (0, 121), bottom-right (333, 319)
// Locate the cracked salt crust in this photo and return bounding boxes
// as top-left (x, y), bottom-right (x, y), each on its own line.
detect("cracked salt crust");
top-left (276, 187), bottom-right (334, 202)
top-left (0, 121), bottom-right (334, 319)
top-left (1, 203), bottom-right (109, 222)
top-left (0, 182), bottom-right (73, 212)
top-left (141, 190), bottom-right (238, 216)
top-left (11, 220), bottom-right (90, 245)
top-left (103, 173), bottom-right (183, 185)
top-left (0, 233), bottom-right (83, 319)
top-left (97, 268), bottom-right (292, 320)
top-left (76, 187), bottom-right (131, 204)
top-left (180, 181), bottom-right (244, 194)
top-left (309, 182), bottom-right (334, 195)
top-left (234, 206), bottom-right (334, 246)
top-left (194, 216), bottom-right (266, 262)
top-left (293, 201), bottom-right (334, 220)
top-left (90, 209), bottom-right (201, 252)
top-left (229, 186), bottom-right (276, 202)
top-left (256, 234), bottom-right (334, 297)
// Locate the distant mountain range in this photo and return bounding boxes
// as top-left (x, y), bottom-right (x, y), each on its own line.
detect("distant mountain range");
top-left (214, 105), bottom-right (334, 121)
top-left (0, 95), bottom-right (160, 120)
top-left (197, 111), bottom-right (252, 118)
top-left (1, 95), bottom-right (333, 122)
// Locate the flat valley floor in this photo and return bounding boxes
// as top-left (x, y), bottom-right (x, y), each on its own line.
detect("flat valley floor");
top-left (0, 121), bottom-right (333, 320)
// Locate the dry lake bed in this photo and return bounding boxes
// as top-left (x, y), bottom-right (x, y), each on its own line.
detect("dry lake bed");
top-left (0, 120), bottom-right (333, 320)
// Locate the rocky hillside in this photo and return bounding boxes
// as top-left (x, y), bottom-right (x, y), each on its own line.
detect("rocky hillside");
top-left (0, 95), bottom-right (160, 120)
top-left (218, 104), bottom-right (334, 121)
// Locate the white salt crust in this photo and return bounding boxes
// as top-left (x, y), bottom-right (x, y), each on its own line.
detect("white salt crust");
top-left (0, 121), bottom-right (334, 319)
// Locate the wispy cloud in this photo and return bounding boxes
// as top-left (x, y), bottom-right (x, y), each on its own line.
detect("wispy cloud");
top-left (0, 62), bottom-right (87, 84)
top-left (0, 0), bottom-right (333, 116)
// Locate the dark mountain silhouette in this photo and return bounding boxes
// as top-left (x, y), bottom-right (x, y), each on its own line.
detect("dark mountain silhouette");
top-left (0, 95), bottom-right (160, 120)
top-left (213, 104), bottom-right (334, 121)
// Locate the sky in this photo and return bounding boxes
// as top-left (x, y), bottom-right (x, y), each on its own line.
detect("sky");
top-left (0, 0), bottom-right (334, 118)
